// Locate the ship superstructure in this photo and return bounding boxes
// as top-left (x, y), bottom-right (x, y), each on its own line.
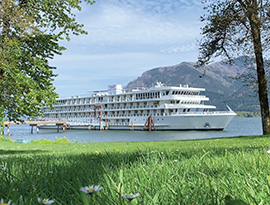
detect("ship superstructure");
top-left (41, 83), bottom-right (236, 130)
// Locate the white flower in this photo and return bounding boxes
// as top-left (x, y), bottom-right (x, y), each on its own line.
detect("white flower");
top-left (80, 185), bottom-right (103, 194)
top-left (37, 197), bottom-right (54, 204)
top-left (121, 193), bottom-right (140, 201)
top-left (0, 198), bottom-right (14, 205)
top-left (267, 150), bottom-right (270, 153)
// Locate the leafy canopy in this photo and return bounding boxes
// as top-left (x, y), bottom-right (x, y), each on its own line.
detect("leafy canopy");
top-left (198, 0), bottom-right (270, 65)
top-left (0, 0), bottom-right (95, 122)
top-left (198, 0), bottom-right (270, 135)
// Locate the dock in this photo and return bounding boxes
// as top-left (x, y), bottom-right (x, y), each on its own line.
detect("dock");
top-left (3, 121), bottom-right (67, 134)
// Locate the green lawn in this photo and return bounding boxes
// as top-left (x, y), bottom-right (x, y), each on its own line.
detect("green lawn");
top-left (1, 135), bottom-right (270, 204)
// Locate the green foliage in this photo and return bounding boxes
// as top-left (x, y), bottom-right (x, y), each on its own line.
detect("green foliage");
top-left (0, 135), bottom-right (13, 142)
top-left (1, 136), bottom-right (270, 204)
top-left (236, 112), bottom-right (260, 118)
top-left (198, 0), bottom-right (270, 134)
top-left (0, 105), bottom-right (5, 133)
top-left (0, 0), bottom-right (95, 123)
top-left (31, 136), bottom-right (71, 144)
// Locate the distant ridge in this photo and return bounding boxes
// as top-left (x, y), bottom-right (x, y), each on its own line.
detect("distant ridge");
top-left (125, 58), bottom-right (260, 112)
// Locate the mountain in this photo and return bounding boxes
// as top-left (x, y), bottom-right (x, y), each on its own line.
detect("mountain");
top-left (125, 58), bottom-right (260, 112)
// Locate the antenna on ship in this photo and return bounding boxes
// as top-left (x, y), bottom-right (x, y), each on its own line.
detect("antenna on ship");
top-left (156, 82), bottom-right (164, 87)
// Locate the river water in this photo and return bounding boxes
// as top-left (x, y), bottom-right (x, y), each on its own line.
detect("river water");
top-left (2, 117), bottom-right (262, 143)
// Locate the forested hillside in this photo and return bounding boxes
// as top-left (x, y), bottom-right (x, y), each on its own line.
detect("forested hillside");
top-left (125, 58), bottom-right (260, 112)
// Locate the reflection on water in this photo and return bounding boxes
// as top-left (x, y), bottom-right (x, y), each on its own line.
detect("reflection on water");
top-left (3, 117), bottom-right (262, 143)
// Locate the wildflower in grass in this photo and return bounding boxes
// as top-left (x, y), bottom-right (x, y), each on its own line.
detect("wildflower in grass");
top-left (0, 198), bottom-right (14, 205)
top-left (80, 185), bottom-right (103, 195)
top-left (121, 193), bottom-right (140, 201)
top-left (267, 150), bottom-right (270, 153)
top-left (37, 197), bottom-right (54, 204)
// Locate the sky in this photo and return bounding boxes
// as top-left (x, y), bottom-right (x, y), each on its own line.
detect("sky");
top-left (50, 0), bottom-right (205, 97)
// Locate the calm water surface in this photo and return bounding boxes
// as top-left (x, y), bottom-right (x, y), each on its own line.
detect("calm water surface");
top-left (3, 117), bottom-right (262, 143)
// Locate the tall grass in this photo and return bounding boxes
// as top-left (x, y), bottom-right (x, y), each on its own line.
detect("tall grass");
top-left (0, 135), bottom-right (270, 204)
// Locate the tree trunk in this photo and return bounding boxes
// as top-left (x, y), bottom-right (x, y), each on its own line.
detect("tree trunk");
top-left (249, 1), bottom-right (270, 135)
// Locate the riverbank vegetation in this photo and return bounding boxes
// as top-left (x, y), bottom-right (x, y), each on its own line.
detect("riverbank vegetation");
top-left (236, 111), bottom-right (261, 118)
top-left (1, 135), bottom-right (270, 204)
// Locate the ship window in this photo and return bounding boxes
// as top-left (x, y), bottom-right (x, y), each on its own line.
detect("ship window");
top-left (172, 91), bottom-right (175, 95)
top-left (166, 91), bottom-right (169, 95)
top-left (183, 109), bottom-right (186, 112)
top-left (187, 109), bottom-right (190, 112)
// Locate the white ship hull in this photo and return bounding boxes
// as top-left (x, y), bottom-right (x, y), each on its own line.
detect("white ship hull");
top-left (40, 83), bottom-right (236, 132)
top-left (43, 112), bottom-right (235, 131)
top-left (97, 112), bottom-right (235, 131)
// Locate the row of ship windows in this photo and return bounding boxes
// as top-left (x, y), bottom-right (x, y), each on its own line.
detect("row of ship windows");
top-left (45, 108), bottom-right (209, 114)
top-left (52, 100), bottom-right (200, 110)
top-left (171, 91), bottom-right (199, 95)
top-left (45, 109), bottom-right (210, 118)
top-left (45, 105), bottom-right (159, 112)
top-left (46, 109), bottom-right (204, 114)
top-left (47, 114), bottom-right (165, 118)
top-left (57, 96), bottom-right (161, 104)
top-left (57, 92), bottom-right (201, 105)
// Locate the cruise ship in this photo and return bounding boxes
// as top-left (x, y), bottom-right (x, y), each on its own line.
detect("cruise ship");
top-left (41, 82), bottom-right (236, 131)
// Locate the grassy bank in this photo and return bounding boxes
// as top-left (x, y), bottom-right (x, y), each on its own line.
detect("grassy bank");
top-left (1, 135), bottom-right (270, 204)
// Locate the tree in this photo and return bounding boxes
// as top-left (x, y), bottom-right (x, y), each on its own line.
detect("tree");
top-left (0, 0), bottom-right (95, 123)
top-left (198, 0), bottom-right (270, 135)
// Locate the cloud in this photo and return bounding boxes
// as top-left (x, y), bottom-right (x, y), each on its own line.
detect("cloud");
top-left (160, 43), bottom-right (197, 53)
top-left (51, 0), bottom-right (205, 97)
top-left (71, 0), bottom-right (203, 47)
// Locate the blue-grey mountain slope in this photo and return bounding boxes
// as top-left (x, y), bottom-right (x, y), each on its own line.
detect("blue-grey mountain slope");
top-left (125, 59), bottom-right (260, 112)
